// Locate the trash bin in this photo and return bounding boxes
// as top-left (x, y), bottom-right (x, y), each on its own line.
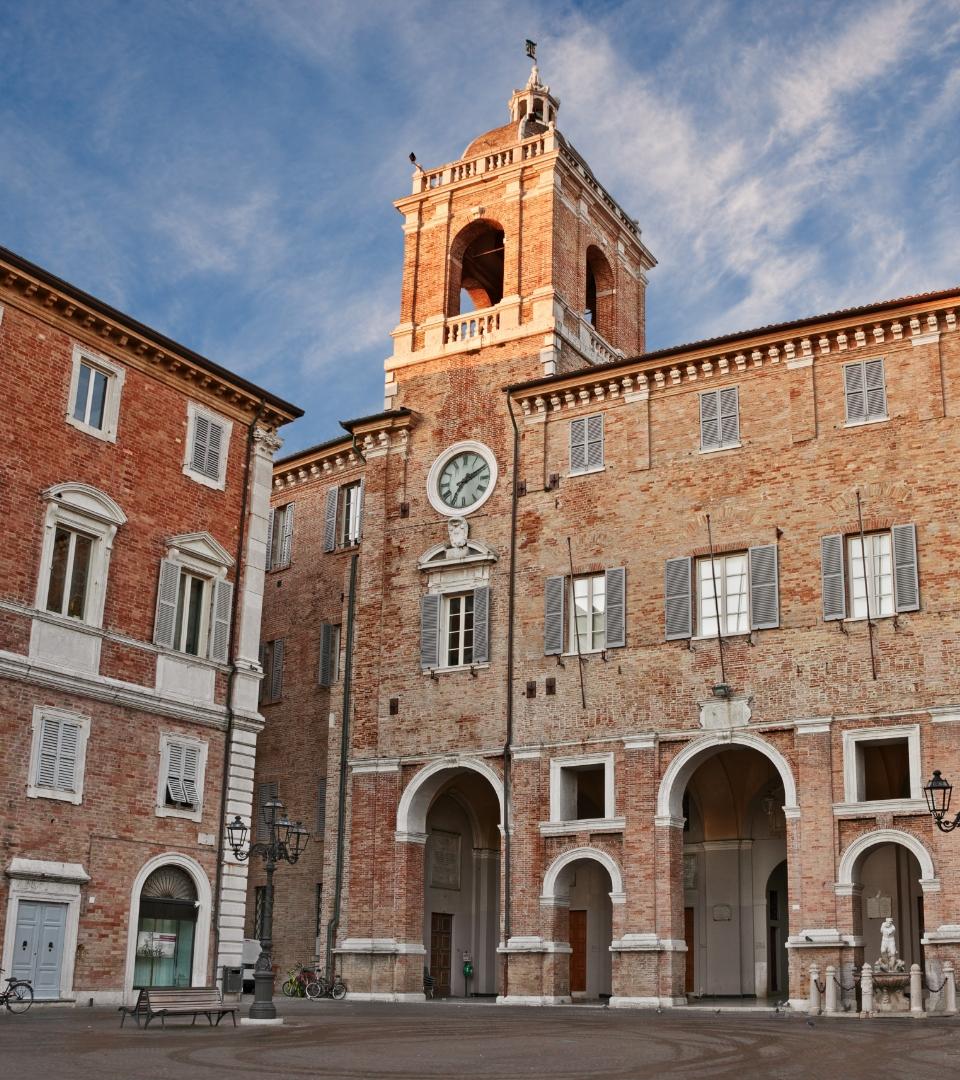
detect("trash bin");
top-left (222, 966), bottom-right (243, 994)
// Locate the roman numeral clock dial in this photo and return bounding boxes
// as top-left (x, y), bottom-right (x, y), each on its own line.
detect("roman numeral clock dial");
top-left (428, 442), bottom-right (498, 517)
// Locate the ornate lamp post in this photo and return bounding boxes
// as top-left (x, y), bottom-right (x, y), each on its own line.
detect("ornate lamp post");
top-left (227, 797), bottom-right (309, 1019)
top-left (923, 770), bottom-right (960, 832)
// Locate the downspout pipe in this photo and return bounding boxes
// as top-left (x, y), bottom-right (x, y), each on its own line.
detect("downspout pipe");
top-left (503, 395), bottom-right (521, 978)
top-left (326, 551), bottom-right (359, 975)
top-left (213, 402), bottom-right (264, 976)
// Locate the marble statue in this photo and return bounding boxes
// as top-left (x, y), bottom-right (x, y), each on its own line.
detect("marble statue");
top-left (877, 917), bottom-right (905, 972)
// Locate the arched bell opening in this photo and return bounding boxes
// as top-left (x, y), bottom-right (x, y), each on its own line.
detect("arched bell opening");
top-left (447, 220), bottom-right (505, 317)
top-left (584, 245), bottom-right (615, 341)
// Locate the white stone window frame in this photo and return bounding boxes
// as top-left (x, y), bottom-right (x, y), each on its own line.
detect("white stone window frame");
top-left (339, 480), bottom-right (363, 547)
top-left (564, 573), bottom-right (606, 656)
top-left (65, 344), bottom-right (126, 443)
top-left (183, 401), bottom-right (233, 491)
top-left (842, 357), bottom-right (888, 428)
top-left (27, 706), bottom-right (90, 805)
top-left (161, 533), bottom-right (233, 647)
top-left (693, 551), bottom-right (749, 639)
top-left (840, 724), bottom-right (924, 812)
top-left (155, 732), bottom-right (208, 822)
top-left (420, 540), bottom-right (497, 674)
top-left (34, 482), bottom-right (127, 630)
top-left (542, 752), bottom-right (623, 835)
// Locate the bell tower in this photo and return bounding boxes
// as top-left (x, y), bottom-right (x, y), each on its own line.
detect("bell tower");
top-left (384, 53), bottom-right (657, 411)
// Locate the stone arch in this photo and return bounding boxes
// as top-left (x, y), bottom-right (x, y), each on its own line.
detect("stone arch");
top-left (122, 851), bottom-right (212, 1003)
top-left (585, 244), bottom-right (615, 339)
top-left (396, 756), bottom-right (504, 839)
top-left (447, 218), bottom-right (506, 316)
top-left (836, 828), bottom-right (937, 892)
top-left (656, 731), bottom-right (799, 821)
top-left (541, 846), bottom-right (624, 902)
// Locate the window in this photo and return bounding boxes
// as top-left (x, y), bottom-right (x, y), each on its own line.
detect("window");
top-left (544, 568), bottom-right (625, 655)
top-left (256, 781), bottom-right (279, 842)
top-left (183, 402), bottom-right (232, 490)
top-left (821, 525), bottom-right (918, 622)
top-left (547, 753), bottom-right (617, 827)
top-left (27, 707), bottom-right (89, 804)
top-left (843, 358), bottom-right (887, 424)
top-left (260, 639), bottom-right (284, 703)
top-left (322, 481), bottom-right (364, 552)
top-left (842, 726), bottom-right (922, 805)
top-left (152, 533), bottom-right (234, 662)
top-left (315, 883), bottom-right (323, 938)
top-left (700, 387), bottom-right (740, 451)
top-left (318, 623), bottom-right (341, 687)
top-left (266, 503), bottom-right (295, 571)
top-left (66, 346), bottom-right (124, 442)
top-left (664, 546), bottom-right (778, 641)
top-left (156, 734), bottom-right (207, 820)
top-left (35, 483), bottom-right (126, 629)
top-left (420, 587), bottom-right (490, 671)
top-left (570, 414), bottom-right (604, 474)
top-left (317, 778), bottom-right (327, 833)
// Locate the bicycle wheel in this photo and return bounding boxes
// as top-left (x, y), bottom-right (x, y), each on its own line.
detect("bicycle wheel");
top-left (331, 980), bottom-right (347, 1001)
top-left (7, 982), bottom-right (32, 1013)
top-left (304, 979), bottom-right (322, 1000)
top-left (281, 978), bottom-right (298, 998)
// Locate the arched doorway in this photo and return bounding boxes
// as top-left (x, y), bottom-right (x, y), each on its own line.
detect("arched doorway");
top-left (133, 865), bottom-right (198, 988)
top-left (398, 759), bottom-right (503, 999)
top-left (679, 746), bottom-right (789, 1000)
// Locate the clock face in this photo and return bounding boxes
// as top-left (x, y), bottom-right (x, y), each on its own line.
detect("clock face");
top-left (437, 450), bottom-right (493, 511)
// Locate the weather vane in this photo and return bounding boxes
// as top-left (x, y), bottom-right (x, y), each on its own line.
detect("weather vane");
top-left (525, 39), bottom-right (537, 61)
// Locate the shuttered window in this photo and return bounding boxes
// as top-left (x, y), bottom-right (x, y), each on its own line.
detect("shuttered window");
top-left (318, 623), bottom-right (341, 687)
top-left (570, 414), bottom-right (604, 474)
top-left (823, 526), bottom-right (919, 621)
top-left (267, 504), bottom-right (295, 571)
top-left (667, 547), bottom-right (780, 639)
top-left (340, 481), bottom-right (363, 546)
top-left (700, 387), bottom-right (740, 450)
top-left (421, 588), bottom-right (491, 670)
top-left (317, 777), bottom-right (327, 833)
top-left (843, 359), bottom-right (887, 423)
top-left (35, 714), bottom-right (82, 793)
top-left (256, 781), bottom-right (279, 843)
top-left (189, 411), bottom-right (227, 481)
top-left (323, 487), bottom-right (339, 552)
top-left (260, 639), bottom-right (284, 703)
top-left (165, 741), bottom-right (201, 808)
top-left (544, 570), bottom-right (625, 653)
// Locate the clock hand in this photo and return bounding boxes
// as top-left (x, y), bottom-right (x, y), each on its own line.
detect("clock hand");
top-left (454, 467), bottom-right (482, 496)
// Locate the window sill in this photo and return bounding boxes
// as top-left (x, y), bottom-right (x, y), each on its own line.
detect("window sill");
top-left (691, 631), bottom-right (752, 642)
top-left (155, 803), bottom-right (203, 822)
top-left (562, 648), bottom-right (606, 658)
top-left (27, 785), bottom-right (82, 805)
top-left (182, 463), bottom-right (226, 491)
top-left (266, 562), bottom-right (292, 574)
top-left (833, 799), bottom-right (926, 818)
top-left (539, 817), bottom-right (625, 837)
top-left (843, 415), bottom-right (888, 428)
top-left (842, 614), bottom-right (897, 624)
top-left (424, 662), bottom-right (491, 676)
top-left (65, 413), bottom-right (117, 444)
top-left (699, 442), bottom-right (742, 455)
top-left (567, 466), bottom-right (605, 478)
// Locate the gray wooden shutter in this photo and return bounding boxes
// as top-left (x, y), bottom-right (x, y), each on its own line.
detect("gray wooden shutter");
top-left (821, 534), bottom-right (846, 621)
top-left (665, 557), bottom-right (693, 640)
top-left (892, 523), bottom-right (919, 612)
top-left (719, 386), bottom-right (740, 446)
top-left (153, 559), bottom-right (181, 648)
top-left (204, 419), bottom-right (224, 479)
top-left (280, 503), bottom-right (294, 567)
top-left (544, 575), bottom-right (566, 655)
top-left (843, 363), bottom-right (866, 422)
top-left (357, 478), bottom-right (365, 541)
top-left (323, 487), bottom-right (338, 552)
top-left (420, 594), bottom-right (441, 670)
top-left (864, 358), bottom-right (887, 419)
top-left (318, 623), bottom-right (335, 687)
top-left (472, 586), bottom-right (490, 664)
top-left (749, 544), bottom-right (779, 630)
top-left (167, 741), bottom-right (186, 803)
top-left (317, 777), bottom-right (327, 832)
top-left (570, 418), bottom-right (587, 473)
top-left (256, 781), bottom-right (278, 842)
top-left (270, 639), bottom-right (284, 700)
top-left (181, 744), bottom-right (200, 807)
top-left (57, 721), bottom-right (80, 792)
top-left (208, 578), bottom-right (233, 663)
top-left (700, 390), bottom-right (719, 449)
top-left (265, 507), bottom-right (275, 572)
top-left (604, 567), bottom-right (626, 648)
top-left (191, 413), bottom-right (211, 473)
top-left (37, 715), bottom-right (61, 789)
top-left (586, 414), bottom-right (604, 470)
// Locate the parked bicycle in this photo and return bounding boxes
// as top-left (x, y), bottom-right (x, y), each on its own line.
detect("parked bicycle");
top-left (0, 969), bottom-right (33, 1014)
top-left (305, 970), bottom-right (347, 1001)
top-left (281, 961), bottom-right (318, 998)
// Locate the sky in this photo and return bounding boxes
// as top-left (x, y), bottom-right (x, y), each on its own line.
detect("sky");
top-left (2, 0), bottom-right (959, 455)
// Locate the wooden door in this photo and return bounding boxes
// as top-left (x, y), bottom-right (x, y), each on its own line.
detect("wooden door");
top-left (684, 907), bottom-right (695, 994)
top-left (430, 912), bottom-right (452, 997)
top-left (569, 909), bottom-right (587, 994)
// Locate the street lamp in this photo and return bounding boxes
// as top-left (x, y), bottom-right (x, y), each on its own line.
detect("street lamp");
top-left (227, 797), bottom-right (309, 1019)
top-left (923, 770), bottom-right (960, 832)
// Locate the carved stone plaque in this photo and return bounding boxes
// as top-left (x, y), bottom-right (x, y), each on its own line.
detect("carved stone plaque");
top-left (712, 904), bottom-right (732, 922)
top-left (867, 893), bottom-right (892, 920)
top-left (430, 830), bottom-right (461, 891)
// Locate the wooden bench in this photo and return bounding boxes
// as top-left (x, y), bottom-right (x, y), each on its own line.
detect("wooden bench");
top-left (119, 987), bottom-right (238, 1028)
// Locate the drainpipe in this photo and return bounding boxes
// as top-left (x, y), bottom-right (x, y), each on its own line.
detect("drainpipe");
top-left (212, 402), bottom-right (264, 977)
top-left (503, 395), bottom-right (521, 990)
top-left (325, 551), bottom-right (359, 974)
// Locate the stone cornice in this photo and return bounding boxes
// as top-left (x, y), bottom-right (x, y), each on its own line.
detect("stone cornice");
top-left (0, 250), bottom-right (300, 429)
top-left (508, 295), bottom-right (959, 419)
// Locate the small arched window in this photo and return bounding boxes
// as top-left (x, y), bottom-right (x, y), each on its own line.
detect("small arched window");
top-left (448, 220), bottom-right (505, 316)
top-left (584, 245), bottom-right (615, 341)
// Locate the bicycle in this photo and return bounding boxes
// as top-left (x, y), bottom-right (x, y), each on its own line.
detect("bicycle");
top-left (305, 970), bottom-right (347, 1000)
top-left (0, 969), bottom-right (33, 1014)
top-left (281, 961), bottom-right (317, 998)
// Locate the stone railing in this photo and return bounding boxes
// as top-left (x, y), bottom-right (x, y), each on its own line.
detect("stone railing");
top-left (444, 307), bottom-right (501, 345)
top-left (415, 134), bottom-right (552, 193)
top-left (581, 321), bottom-right (620, 365)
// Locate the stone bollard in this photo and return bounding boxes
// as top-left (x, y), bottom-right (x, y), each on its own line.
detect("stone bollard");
top-left (945, 962), bottom-right (957, 1015)
top-left (809, 963), bottom-right (821, 1013)
top-left (825, 965), bottom-right (838, 1014)
top-left (861, 963), bottom-right (873, 1016)
top-left (910, 963), bottom-right (924, 1015)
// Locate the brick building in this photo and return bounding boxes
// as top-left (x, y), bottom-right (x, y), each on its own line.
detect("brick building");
top-left (257, 63), bottom-right (960, 1011)
top-left (0, 246), bottom-right (299, 1003)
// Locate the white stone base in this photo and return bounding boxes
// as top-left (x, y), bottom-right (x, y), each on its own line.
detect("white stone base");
top-left (496, 994), bottom-right (571, 1005)
top-left (345, 992), bottom-right (426, 1002)
top-left (240, 1017), bottom-right (285, 1026)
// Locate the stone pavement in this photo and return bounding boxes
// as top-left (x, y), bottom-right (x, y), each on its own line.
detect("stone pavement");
top-left (1, 998), bottom-right (957, 1080)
